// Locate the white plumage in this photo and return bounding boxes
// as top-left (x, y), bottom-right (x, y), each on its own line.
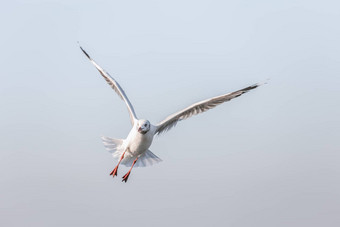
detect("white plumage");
top-left (80, 46), bottom-right (262, 182)
top-left (101, 135), bottom-right (161, 168)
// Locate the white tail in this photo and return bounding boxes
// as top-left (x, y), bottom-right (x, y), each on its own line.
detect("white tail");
top-left (101, 136), bottom-right (162, 167)
top-left (101, 136), bottom-right (124, 159)
top-left (120, 150), bottom-right (162, 167)
top-left (135, 150), bottom-right (162, 167)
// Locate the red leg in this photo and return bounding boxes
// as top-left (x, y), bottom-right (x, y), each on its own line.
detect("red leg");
top-left (109, 151), bottom-right (126, 178)
top-left (122, 157), bottom-right (138, 183)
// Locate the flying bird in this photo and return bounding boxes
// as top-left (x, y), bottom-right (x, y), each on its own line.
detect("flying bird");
top-left (80, 46), bottom-right (262, 182)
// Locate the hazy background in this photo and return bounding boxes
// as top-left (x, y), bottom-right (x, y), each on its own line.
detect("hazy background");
top-left (1, 0), bottom-right (339, 226)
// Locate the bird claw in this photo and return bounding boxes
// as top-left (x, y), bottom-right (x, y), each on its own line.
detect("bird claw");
top-left (122, 172), bottom-right (131, 183)
top-left (110, 166), bottom-right (118, 177)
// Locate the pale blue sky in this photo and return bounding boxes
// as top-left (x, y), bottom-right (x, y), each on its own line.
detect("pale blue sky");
top-left (1, 0), bottom-right (339, 226)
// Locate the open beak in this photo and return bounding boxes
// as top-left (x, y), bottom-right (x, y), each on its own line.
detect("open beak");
top-left (138, 127), bottom-right (147, 134)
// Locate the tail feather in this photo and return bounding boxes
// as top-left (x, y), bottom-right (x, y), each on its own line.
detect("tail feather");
top-left (101, 136), bottom-right (124, 159)
top-left (101, 136), bottom-right (162, 168)
top-left (134, 150), bottom-right (162, 167)
top-left (122, 150), bottom-right (162, 167)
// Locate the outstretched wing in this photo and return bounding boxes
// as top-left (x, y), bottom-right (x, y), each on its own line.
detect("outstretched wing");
top-left (80, 46), bottom-right (137, 125)
top-left (155, 83), bottom-right (261, 135)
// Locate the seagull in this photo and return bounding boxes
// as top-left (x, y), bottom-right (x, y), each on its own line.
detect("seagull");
top-left (80, 46), bottom-right (262, 182)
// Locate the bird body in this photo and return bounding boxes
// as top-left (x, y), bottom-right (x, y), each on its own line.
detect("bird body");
top-left (102, 120), bottom-right (160, 169)
top-left (123, 120), bottom-right (155, 161)
top-left (80, 45), bottom-right (263, 182)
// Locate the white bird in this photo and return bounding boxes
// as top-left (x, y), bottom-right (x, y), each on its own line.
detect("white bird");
top-left (80, 46), bottom-right (262, 182)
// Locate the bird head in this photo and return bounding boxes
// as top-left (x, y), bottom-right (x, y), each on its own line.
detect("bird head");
top-left (137, 119), bottom-right (150, 134)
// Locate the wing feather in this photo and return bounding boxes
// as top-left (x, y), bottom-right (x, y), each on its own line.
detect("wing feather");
top-left (80, 46), bottom-right (137, 125)
top-left (155, 83), bottom-right (261, 135)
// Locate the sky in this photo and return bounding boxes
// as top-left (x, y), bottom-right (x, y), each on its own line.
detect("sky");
top-left (1, 0), bottom-right (340, 226)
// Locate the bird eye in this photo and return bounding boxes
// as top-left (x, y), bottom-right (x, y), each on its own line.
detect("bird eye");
top-left (144, 124), bottom-right (147, 126)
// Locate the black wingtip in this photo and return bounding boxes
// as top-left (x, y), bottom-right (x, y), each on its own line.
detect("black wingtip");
top-left (78, 43), bottom-right (92, 60)
top-left (240, 81), bottom-right (266, 93)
